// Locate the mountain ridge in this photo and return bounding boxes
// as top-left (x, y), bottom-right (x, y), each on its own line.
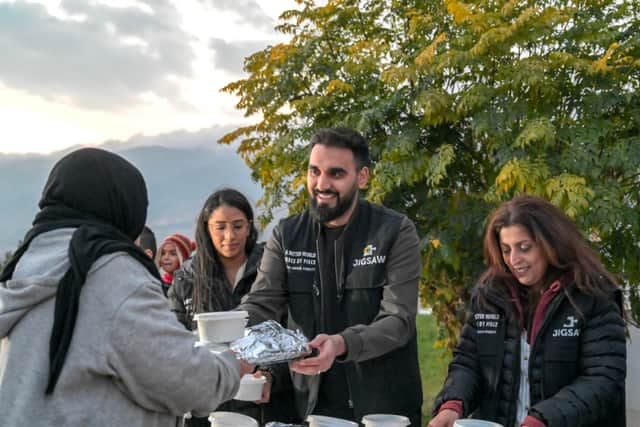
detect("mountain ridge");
top-left (0, 126), bottom-right (263, 254)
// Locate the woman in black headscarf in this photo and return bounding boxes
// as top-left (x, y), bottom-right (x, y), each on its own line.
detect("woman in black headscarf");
top-left (1, 147), bottom-right (160, 393)
top-left (0, 148), bottom-right (247, 427)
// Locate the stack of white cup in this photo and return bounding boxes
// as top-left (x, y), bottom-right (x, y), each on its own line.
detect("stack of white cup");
top-left (453, 420), bottom-right (503, 427)
top-left (209, 411), bottom-right (259, 427)
top-left (307, 413), bottom-right (414, 427)
top-left (306, 415), bottom-right (358, 427)
top-left (193, 311), bottom-right (249, 348)
top-left (361, 414), bottom-right (411, 426)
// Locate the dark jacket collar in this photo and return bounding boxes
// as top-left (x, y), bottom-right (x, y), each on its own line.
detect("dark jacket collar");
top-left (311, 197), bottom-right (365, 237)
top-left (244, 242), bottom-right (265, 280)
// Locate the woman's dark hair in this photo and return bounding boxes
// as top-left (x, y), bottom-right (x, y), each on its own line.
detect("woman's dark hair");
top-left (480, 195), bottom-right (618, 302)
top-left (137, 226), bottom-right (157, 259)
top-left (191, 188), bottom-right (258, 313)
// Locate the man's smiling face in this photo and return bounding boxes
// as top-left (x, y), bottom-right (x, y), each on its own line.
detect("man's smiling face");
top-left (307, 144), bottom-right (368, 227)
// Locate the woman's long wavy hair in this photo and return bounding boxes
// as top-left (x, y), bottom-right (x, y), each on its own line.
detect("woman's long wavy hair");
top-left (479, 195), bottom-right (618, 311)
top-left (191, 188), bottom-right (258, 314)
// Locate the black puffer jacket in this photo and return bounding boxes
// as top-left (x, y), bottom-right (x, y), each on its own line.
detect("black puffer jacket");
top-left (434, 280), bottom-right (626, 427)
top-left (168, 243), bottom-right (299, 426)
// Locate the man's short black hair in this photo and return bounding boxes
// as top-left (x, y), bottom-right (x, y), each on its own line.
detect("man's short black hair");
top-left (310, 127), bottom-right (370, 170)
top-left (138, 226), bottom-right (157, 259)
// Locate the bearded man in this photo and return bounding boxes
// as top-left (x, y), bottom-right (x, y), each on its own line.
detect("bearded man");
top-left (238, 128), bottom-right (423, 425)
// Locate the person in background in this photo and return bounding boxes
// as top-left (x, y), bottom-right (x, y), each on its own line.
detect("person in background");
top-left (136, 225), bottom-right (168, 295)
top-left (237, 128), bottom-right (423, 425)
top-left (0, 148), bottom-right (251, 427)
top-left (157, 233), bottom-right (195, 287)
top-left (429, 195), bottom-right (626, 427)
top-left (169, 188), bottom-right (299, 426)
top-left (135, 225), bottom-right (157, 260)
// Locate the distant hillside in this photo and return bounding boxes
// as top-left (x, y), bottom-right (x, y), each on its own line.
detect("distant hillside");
top-left (0, 127), bottom-right (263, 253)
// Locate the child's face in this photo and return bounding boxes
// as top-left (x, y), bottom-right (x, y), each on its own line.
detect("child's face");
top-left (159, 242), bottom-right (181, 274)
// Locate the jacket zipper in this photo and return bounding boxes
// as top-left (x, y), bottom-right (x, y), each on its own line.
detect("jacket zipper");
top-left (314, 238), bottom-right (324, 332)
top-left (528, 289), bottom-right (565, 400)
top-left (335, 239), bottom-right (344, 301)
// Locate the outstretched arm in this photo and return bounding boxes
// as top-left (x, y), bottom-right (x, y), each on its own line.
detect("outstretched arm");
top-left (339, 216), bottom-right (421, 362)
top-left (237, 226), bottom-right (289, 326)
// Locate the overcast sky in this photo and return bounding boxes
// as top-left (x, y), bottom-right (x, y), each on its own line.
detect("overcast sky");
top-left (0, 0), bottom-right (298, 153)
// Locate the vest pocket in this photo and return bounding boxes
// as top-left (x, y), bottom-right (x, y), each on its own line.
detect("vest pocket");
top-left (343, 276), bottom-right (386, 289)
top-left (288, 289), bottom-right (315, 337)
top-left (343, 278), bottom-right (385, 325)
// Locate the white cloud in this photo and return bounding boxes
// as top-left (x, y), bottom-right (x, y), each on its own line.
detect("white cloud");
top-left (209, 38), bottom-right (269, 75)
top-left (0, 0), bottom-right (194, 110)
top-left (0, 0), bottom-right (300, 153)
top-left (201, 0), bottom-right (274, 31)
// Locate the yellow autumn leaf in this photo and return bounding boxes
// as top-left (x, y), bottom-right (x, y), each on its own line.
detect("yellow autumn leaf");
top-left (445, 0), bottom-right (472, 24)
top-left (416, 32), bottom-right (447, 66)
top-left (590, 42), bottom-right (619, 74)
top-left (434, 339), bottom-right (448, 349)
top-left (325, 79), bottom-right (355, 95)
top-left (500, 0), bottom-right (518, 17)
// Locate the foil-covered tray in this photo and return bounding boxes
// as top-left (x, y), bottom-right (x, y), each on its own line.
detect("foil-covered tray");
top-left (230, 320), bottom-right (310, 366)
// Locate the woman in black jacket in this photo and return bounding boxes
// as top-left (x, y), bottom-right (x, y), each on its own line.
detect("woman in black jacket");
top-left (429, 195), bottom-right (626, 427)
top-left (168, 188), bottom-right (298, 426)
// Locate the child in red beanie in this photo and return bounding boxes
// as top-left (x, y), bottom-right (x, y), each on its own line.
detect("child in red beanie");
top-left (157, 233), bottom-right (195, 286)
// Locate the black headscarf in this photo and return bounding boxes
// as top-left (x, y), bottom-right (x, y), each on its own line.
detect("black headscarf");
top-left (0, 148), bottom-right (161, 394)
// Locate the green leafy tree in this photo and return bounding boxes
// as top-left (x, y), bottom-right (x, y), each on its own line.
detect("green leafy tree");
top-left (221, 0), bottom-right (640, 347)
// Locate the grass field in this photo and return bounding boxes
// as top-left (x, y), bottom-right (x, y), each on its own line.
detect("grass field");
top-left (416, 313), bottom-right (452, 422)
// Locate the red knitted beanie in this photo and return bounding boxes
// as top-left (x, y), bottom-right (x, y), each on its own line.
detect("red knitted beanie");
top-left (160, 233), bottom-right (195, 261)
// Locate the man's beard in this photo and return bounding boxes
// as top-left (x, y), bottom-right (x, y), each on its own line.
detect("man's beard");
top-left (309, 186), bottom-right (358, 224)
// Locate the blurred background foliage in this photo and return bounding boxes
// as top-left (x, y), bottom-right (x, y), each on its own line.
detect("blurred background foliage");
top-left (221, 0), bottom-right (640, 348)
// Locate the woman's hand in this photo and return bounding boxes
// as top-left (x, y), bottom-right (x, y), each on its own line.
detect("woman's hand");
top-left (427, 409), bottom-right (459, 427)
top-left (238, 359), bottom-right (255, 376)
top-left (254, 370), bottom-right (272, 404)
top-left (226, 348), bottom-right (254, 376)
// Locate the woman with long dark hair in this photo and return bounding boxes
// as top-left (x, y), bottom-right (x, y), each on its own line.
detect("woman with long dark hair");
top-left (429, 195), bottom-right (626, 427)
top-left (169, 188), bottom-right (298, 426)
top-left (170, 188), bottom-right (260, 326)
